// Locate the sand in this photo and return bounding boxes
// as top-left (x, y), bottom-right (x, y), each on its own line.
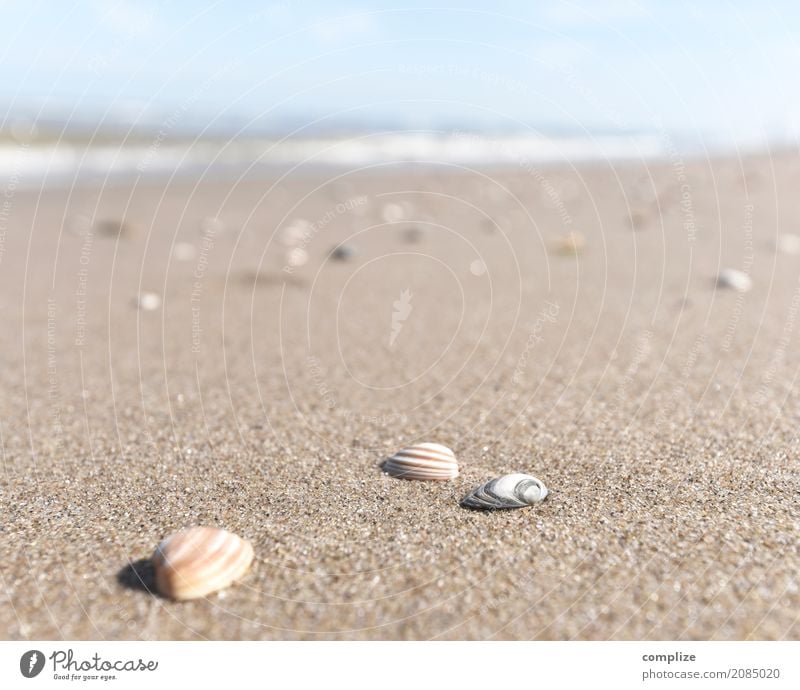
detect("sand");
top-left (1, 153), bottom-right (798, 640)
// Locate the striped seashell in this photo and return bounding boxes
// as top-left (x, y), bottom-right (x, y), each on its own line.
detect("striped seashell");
top-left (152, 526), bottom-right (254, 600)
top-left (461, 473), bottom-right (548, 510)
top-left (382, 443), bottom-right (458, 481)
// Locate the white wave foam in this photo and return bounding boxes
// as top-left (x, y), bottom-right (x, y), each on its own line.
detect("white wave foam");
top-left (0, 132), bottom-right (667, 187)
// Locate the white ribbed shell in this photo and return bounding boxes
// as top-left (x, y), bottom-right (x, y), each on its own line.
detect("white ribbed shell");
top-left (382, 442), bottom-right (458, 481)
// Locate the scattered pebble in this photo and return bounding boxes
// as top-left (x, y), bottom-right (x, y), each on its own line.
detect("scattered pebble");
top-left (152, 526), bottom-right (254, 600)
top-left (552, 231), bottom-right (585, 255)
top-left (401, 226), bottom-right (423, 243)
top-left (286, 247), bottom-right (308, 267)
top-left (461, 473), bottom-right (548, 510)
top-left (281, 223), bottom-right (308, 246)
top-left (95, 219), bottom-right (133, 238)
top-left (172, 243), bottom-right (196, 261)
top-left (776, 233), bottom-right (800, 255)
top-left (136, 293), bottom-right (162, 311)
top-left (382, 203), bottom-right (405, 223)
top-left (330, 243), bottom-right (356, 261)
top-left (382, 443), bottom-right (459, 481)
top-left (470, 259), bottom-right (487, 276)
top-left (717, 268), bottom-right (752, 293)
top-left (629, 211), bottom-right (648, 231)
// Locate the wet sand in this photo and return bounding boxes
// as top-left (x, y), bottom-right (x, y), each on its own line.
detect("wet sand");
top-left (1, 153), bottom-right (799, 639)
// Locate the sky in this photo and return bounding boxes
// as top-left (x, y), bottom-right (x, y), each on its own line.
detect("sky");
top-left (1, 0), bottom-right (800, 144)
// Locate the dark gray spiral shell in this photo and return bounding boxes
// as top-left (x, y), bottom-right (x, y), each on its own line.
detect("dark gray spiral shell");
top-left (461, 473), bottom-right (548, 510)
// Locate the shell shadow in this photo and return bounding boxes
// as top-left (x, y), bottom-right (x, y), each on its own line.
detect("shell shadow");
top-left (117, 558), bottom-right (157, 594)
top-left (95, 219), bottom-right (134, 238)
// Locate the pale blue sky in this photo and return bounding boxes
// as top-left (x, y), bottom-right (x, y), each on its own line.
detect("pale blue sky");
top-left (2, 0), bottom-right (800, 143)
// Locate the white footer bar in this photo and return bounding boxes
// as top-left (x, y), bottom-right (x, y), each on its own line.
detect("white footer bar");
top-left (2, 641), bottom-right (797, 688)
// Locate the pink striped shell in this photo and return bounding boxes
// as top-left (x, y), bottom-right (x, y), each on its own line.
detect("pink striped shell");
top-left (152, 526), bottom-right (254, 600)
top-left (382, 442), bottom-right (459, 481)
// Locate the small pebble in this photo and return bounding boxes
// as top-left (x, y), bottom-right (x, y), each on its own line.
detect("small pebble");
top-left (287, 247), bottom-right (308, 267)
top-left (401, 227), bottom-right (423, 243)
top-left (777, 233), bottom-right (800, 255)
top-left (172, 243), bottom-right (196, 261)
top-left (552, 231), bottom-right (585, 255)
top-left (382, 203), bottom-right (405, 223)
top-left (470, 259), bottom-right (487, 276)
top-left (281, 223), bottom-right (307, 246)
top-left (136, 293), bottom-right (162, 311)
top-left (330, 243), bottom-right (356, 261)
top-left (629, 211), bottom-right (648, 231)
top-left (95, 219), bottom-right (133, 238)
top-left (717, 268), bottom-right (752, 293)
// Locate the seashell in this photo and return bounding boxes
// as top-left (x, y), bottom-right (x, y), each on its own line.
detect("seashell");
top-left (135, 292), bottom-right (161, 311)
top-left (552, 231), bottom-right (585, 255)
top-left (717, 268), bottom-right (752, 293)
top-left (461, 473), bottom-right (548, 510)
top-left (152, 526), bottom-right (254, 601)
top-left (382, 442), bottom-right (458, 481)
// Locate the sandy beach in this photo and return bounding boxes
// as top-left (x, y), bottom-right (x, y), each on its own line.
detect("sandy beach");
top-left (1, 152), bottom-right (798, 640)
